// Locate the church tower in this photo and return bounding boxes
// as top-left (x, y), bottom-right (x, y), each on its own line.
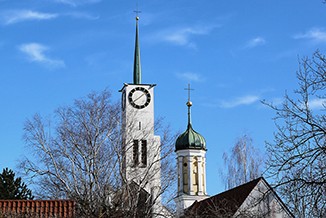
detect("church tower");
top-left (174, 85), bottom-right (208, 216)
top-left (120, 16), bottom-right (162, 214)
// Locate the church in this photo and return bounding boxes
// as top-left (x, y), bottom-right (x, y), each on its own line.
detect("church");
top-left (0, 15), bottom-right (294, 218)
top-left (121, 15), bottom-right (294, 218)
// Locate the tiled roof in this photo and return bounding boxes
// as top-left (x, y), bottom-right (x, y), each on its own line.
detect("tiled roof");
top-left (185, 177), bottom-right (262, 217)
top-left (0, 200), bottom-right (75, 218)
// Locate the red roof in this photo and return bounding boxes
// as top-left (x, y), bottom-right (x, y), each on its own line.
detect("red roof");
top-left (0, 200), bottom-right (75, 218)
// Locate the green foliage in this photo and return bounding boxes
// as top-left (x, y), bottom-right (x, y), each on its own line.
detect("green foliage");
top-left (0, 168), bottom-right (33, 200)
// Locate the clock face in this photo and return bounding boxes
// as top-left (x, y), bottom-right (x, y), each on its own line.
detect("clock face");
top-left (128, 87), bottom-right (151, 109)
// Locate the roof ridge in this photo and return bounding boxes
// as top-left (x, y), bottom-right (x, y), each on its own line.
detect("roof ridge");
top-left (185, 177), bottom-right (263, 216)
top-left (217, 177), bottom-right (262, 196)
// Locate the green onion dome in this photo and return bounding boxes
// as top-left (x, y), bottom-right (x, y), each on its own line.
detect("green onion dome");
top-left (175, 100), bottom-right (206, 151)
top-left (175, 123), bottom-right (206, 151)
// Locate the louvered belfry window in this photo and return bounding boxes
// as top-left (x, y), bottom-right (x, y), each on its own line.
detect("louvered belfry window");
top-left (141, 140), bottom-right (147, 166)
top-left (133, 140), bottom-right (139, 166)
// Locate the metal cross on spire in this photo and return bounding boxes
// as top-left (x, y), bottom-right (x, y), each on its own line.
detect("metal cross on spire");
top-left (134, 0), bottom-right (141, 18)
top-left (184, 84), bottom-right (194, 126)
top-left (134, 10), bottom-right (141, 20)
top-left (134, 10), bottom-right (141, 18)
top-left (184, 83), bottom-right (194, 103)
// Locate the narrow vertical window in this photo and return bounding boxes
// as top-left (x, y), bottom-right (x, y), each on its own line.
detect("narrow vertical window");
top-left (139, 122), bottom-right (141, 130)
top-left (133, 140), bottom-right (139, 166)
top-left (193, 157), bottom-right (198, 194)
top-left (183, 157), bottom-right (188, 193)
top-left (141, 140), bottom-right (147, 166)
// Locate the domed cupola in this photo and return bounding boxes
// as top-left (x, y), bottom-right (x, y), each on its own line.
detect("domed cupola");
top-left (175, 85), bottom-right (208, 215)
top-left (175, 90), bottom-right (206, 151)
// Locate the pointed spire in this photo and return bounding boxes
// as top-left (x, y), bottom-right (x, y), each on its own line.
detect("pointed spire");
top-left (133, 16), bottom-right (141, 84)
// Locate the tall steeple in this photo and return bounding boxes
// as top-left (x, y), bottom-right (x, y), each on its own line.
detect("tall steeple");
top-left (133, 16), bottom-right (141, 84)
top-left (175, 84), bottom-right (208, 217)
top-left (120, 13), bottom-right (164, 217)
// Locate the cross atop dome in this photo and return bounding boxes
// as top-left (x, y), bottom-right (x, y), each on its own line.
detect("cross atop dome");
top-left (175, 85), bottom-right (206, 151)
top-left (184, 84), bottom-right (194, 126)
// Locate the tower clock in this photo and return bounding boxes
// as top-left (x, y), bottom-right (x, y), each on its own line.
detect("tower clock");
top-left (128, 87), bottom-right (151, 109)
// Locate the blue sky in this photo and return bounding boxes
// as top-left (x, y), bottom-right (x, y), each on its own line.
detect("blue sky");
top-left (1, 0), bottom-right (326, 196)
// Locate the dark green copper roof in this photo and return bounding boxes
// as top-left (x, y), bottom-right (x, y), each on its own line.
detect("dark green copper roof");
top-left (175, 100), bottom-right (206, 151)
top-left (133, 16), bottom-right (141, 84)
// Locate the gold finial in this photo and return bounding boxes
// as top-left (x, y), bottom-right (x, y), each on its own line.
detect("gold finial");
top-left (134, 0), bottom-right (141, 19)
top-left (184, 84), bottom-right (194, 107)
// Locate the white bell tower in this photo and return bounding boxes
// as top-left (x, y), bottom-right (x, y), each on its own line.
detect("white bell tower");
top-left (120, 16), bottom-right (162, 216)
top-left (174, 85), bottom-right (208, 217)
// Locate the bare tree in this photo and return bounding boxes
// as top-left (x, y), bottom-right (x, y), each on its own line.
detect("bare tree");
top-left (263, 51), bottom-right (326, 217)
top-left (21, 90), bottom-right (176, 218)
top-left (220, 134), bottom-right (263, 189)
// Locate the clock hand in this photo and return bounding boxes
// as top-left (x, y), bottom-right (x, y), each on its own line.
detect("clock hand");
top-left (133, 92), bottom-right (146, 103)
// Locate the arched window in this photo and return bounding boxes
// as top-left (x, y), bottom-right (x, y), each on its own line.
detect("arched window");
top-left (192, 157), bottom-right (198, 194)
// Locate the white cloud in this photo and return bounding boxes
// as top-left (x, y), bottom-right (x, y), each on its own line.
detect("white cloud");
top-left (1, 10), bottom-right (57, 25)
top-left (19, 43), bottom-right (65, 68)
top-left (65, 12), bottom-right (99, 20)
top-left (151, 25), bottom-right (217, 48)
top-left (1, 10), bottom-right (100, 24)
top-left (308, 98), bottom-right (326, 110)
top-left (294, 28), bottom-right (326, 43)
top-left (220, 95), bottom-right (260, 108)
top-left (245, 37), bottom-right (266, 48)
top-left (164, 28), bottom-right (206, 45)
top-left (54, 0), bottom-right (101, 7)
top-left (177, 72), bottom-right (205, 82)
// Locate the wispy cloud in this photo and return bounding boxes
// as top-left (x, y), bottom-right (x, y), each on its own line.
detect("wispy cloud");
top-left (308, 98), bottom-right (326, 110)
top-left (294, 28), bottom-right (326, 43)
top-left (177, 72), bottom-right (205, 82)
top-left (164, 27), bottom-right (208, 46)
top-left (19, 43), bottom-right (65, 69)
top-left (54, 0), bottom-right (101, 7)
top-left (64, 12), bottom-right (99, 20)
top-left (150, 25), bottom-right (217, 48)
top-left (244, 37), bottom-right (266, 48)
top-left (220, 95), bottom-right (260, 108)
top-left (1, 10), bottom-right (99, 25)
top-left (1, 10), bottom-right (57, 25)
